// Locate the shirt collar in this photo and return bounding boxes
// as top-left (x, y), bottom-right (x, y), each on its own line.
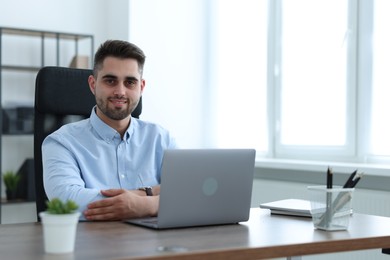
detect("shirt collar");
top-left (90, 106), bottom-right (135, 143)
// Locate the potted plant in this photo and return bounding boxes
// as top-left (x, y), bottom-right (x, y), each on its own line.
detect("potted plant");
top-left (2, 171), bottom-right (20, 201)
top-left (39, 198), bottom-right (80, 254)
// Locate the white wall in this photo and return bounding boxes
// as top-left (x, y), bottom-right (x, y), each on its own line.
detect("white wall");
top-left (0, 0), bottom-right (108, 47)
top-left (129, 0), bottom-right (209, 148)
top-left (106, 0), bottom-right (131, 40)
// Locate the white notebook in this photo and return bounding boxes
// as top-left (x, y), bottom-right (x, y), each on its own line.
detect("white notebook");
top-left (259, 199), bottom-right (311, 218)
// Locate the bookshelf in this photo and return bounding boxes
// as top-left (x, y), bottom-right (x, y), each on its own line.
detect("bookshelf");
top-left (0, 27), bottom-right (94, 223)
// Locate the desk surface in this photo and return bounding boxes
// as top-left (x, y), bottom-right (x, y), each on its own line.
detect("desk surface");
top-left (1, 208), bottom-right (390, 260)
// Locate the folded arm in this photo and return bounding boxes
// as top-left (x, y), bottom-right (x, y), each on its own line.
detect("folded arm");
top-left (84, 187), bottom-right (160, 221)
top-left (43, 136), bottom-right (162, 221)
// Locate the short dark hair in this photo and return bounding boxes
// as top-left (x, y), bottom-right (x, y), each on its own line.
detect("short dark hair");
top-left (93, 40), bottom-right (146, 77)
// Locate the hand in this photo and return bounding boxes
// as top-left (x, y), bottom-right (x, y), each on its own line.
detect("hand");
top-left (83, 189), bottom-right (159, 221)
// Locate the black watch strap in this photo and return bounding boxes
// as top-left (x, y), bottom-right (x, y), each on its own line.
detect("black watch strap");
top-left (138, 186), bottom-right (153, 196)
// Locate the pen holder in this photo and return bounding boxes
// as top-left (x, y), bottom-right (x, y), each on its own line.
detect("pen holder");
top-left (307, 186), bottom-right (354, 231)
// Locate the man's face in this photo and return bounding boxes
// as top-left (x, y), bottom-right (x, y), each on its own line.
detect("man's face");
top-left (88, 57), bottom-right (145, 122)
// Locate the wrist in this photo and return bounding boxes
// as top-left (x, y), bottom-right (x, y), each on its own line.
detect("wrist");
top-left (138, 186), bottom-right (153, 196)
top-left (146, 195), bottom-right (159, 216)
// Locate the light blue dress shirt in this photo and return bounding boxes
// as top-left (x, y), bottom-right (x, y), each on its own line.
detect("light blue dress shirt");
top-left (42, 107), bottom-right (177, 219)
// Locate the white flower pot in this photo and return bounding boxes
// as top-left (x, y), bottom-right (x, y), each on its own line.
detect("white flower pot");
top-left (39, 211), bottom-right (81, 254)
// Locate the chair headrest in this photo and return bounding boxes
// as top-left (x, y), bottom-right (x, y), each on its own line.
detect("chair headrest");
top-left (35, 66), bottom-right (142, 118)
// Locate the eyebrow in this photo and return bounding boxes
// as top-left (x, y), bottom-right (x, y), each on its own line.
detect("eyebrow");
top-left (101, 74), bottom-right (139, 82)
top-left (101, 74), bottom-right (118, 80)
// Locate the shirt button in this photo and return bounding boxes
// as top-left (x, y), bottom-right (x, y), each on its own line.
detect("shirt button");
top-left (120, 174), bottom-right (125, 179)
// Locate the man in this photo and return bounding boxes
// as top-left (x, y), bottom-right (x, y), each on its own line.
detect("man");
top-left (42, 40), bottom-right (177, 221)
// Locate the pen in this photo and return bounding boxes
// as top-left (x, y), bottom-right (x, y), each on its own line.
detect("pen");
top-left (327, 167), bottom-right (333, 189)
top-left (350, 172), bottom-right (363, 188)
top-left (325, 167), bottom-right (333, 229)
top-left (343, 170), bottom-right (357, 188)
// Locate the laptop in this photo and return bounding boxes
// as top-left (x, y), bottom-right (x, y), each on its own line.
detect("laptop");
top-left (125, 148), bottom-right (256, 229)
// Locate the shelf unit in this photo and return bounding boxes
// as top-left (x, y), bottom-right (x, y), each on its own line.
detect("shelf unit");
top-left (0, 27), bottom-right (94, 223)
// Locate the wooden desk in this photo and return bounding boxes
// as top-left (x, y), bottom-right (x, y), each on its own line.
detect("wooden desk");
top-left (1, 208), bottom-right (390, 260)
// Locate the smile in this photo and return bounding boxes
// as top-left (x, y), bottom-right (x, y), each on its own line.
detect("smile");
top-left (110, 98), bottom-right (127, 105)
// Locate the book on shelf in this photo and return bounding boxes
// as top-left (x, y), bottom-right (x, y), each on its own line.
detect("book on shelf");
top-left (259, 199), bottom-right (312, 218)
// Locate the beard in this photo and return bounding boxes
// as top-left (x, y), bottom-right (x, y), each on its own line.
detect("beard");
top-left (96, 96), bottom-right (139, 120)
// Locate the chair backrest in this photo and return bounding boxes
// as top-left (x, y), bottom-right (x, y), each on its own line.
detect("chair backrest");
top-left (34, 66), bottom-right (142, 218)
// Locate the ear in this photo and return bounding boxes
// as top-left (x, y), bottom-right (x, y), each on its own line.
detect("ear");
top-left (88, 75), bottom-right (96, 95)
top-left (140, 79), bottom-right (146, 94)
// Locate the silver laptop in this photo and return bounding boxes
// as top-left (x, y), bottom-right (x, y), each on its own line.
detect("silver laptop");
top-left (125, 149), bottom-right (256, 229)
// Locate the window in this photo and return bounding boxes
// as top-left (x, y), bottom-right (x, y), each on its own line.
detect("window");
top-left (370, 0), bottom-right (390, 158)
top-left (211, 0), bottom-right (390, 165)
top-left (278, 0), bottom-right (349, 146)
top-left (275, 0), bottom-right (355, 160)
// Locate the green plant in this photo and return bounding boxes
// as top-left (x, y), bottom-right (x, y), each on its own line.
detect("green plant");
top-left (3, 171), bottom-right (20, 191)
top-left (46, 198), bottom-right (79, 214)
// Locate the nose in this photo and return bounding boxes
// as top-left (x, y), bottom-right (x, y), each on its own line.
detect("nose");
top-left (113, 82), bottom-right (126, 96)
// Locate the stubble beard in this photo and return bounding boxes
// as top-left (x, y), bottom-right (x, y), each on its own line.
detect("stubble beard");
top-left (96, 97), bottom-right (137, 120)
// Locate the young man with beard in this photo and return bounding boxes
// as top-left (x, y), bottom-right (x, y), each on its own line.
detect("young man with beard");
top-left (42, 40), bottom-right (176, 221)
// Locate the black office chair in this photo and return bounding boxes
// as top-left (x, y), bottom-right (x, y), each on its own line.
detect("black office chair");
top-left (34, 66), bottom-right (142, 219)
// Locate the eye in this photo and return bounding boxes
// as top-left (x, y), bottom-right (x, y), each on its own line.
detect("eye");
top-left (104, 78), bottom-right (117, 86)
top-left (125, 80), bottom-right (137, 88)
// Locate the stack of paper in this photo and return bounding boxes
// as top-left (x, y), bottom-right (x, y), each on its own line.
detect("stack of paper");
top-left (259, 199), bottom-right (312, 218)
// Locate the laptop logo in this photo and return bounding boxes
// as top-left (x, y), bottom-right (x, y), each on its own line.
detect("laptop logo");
top-left (202, 177), bottom-right (218, 196)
